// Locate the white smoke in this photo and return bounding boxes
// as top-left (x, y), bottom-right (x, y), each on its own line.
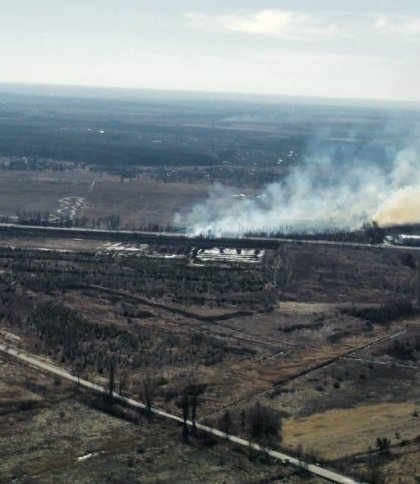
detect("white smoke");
top-left (176, 146), bottom-right (420, 237)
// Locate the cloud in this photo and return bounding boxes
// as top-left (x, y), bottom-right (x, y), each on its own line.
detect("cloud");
top-left (186, 10), bottom-right (340, 41)
top-left (373, 15), bottom-right (420, 37)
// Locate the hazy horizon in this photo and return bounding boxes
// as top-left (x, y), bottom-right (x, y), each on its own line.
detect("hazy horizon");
top-left (1, 1), bottom-right (420, 102)
top-left (2, 81), bottom-right (420, 111)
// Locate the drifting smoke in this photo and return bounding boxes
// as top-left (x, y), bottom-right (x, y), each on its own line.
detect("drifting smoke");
top-left (175, 146), bottom-right (420, 237)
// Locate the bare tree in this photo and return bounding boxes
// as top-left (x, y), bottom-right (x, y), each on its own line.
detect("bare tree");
top-left (104, 214), bottom-right (120, 231)
top-left (175, 383), bottom-right (205, 437)
top-left (107, 357), bottom-right (117, 403)
top-left (376, 437), bottom-right (391, 454)
top-left (190, 385), bottom-right (201, 432)
top-left (247, 401), bottom-right (282, 441)
top-left (74, 357), bottom-right (87, 391)
top-left (240, 409), bottom-right (246, 431)
top-left (179, 388), bottom-right (190, 441)
top-left (118, 369), bottom-right (129, 397)
top-left (142, 374), bottom-right (157, 414)
top-left (220, 410), bottom-right (232, 438)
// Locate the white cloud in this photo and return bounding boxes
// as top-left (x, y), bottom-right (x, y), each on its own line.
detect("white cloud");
top-left (186, 10), bottom-right (340, 41)
top-left (373, 15), bottom-right (420, 37)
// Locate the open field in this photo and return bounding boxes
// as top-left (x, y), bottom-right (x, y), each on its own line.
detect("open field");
top-left (80, 175), bottom-right (217, 228)
top-left (283, 402), bottom-right (419, 459)
top-left (283, 403), bottom-right (420, 484)
top-left (1, 93), bottom-right (420, 482)
top-left (0, 355), bottom-right (322, 483)
top-left (0, 232), bottom-right (419, 481)
top-left (0, 169), bottom-right (257, 229)
top-left (0, 170), bottom-right (92, 216)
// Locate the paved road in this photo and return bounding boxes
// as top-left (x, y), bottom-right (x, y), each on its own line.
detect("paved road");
top-left (1, 221), bottom-right (419, 252)
top-left (0, 343), bottom-right (360, 484)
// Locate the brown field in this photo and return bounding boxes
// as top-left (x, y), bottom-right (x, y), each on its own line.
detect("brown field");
top-left (81, 175), bottom-right (212, 227)
top-left (2, 92), bottom-right (420, 483)
top-left (283, 402), bottom-right (419, 459)
top-left (0, 170), bottom-right (92, 215)
top-left (0, 356), bottom-right (314, 483)
top-left (0, 169), bottom-right (254, 228)
top-left (0, 172), bottom-right (420, 481)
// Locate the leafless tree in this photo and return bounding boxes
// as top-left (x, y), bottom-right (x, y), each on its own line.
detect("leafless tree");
top-left (107, 357), bottom-right (117, 403)
top-left (142, 374), bottom-right (157, 414)
top-left (104, 214), bottom-right (120, 231)
top-left (118, 369), bottom-right (129, 397)
top-left (240, 409), bottom-right (246, 431)
top-left (220, 410), bottom-right (232, 438)
top-left (179, 388), bottom-right (190, 441)
top-left (247, 401), bottom-right (281, 441)
top-left (74, 357), bottom-right (87, 391)
top-left (190, 385), bottom-right (201, 432)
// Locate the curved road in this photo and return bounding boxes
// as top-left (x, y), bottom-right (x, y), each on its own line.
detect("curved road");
top-left (0, 343), bottom-right (360, 484)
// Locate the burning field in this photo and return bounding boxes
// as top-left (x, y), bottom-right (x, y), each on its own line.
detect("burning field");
top-left (177, 147), bottom-right (420, 237)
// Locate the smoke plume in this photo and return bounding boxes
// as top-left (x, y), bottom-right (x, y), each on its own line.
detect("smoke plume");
top-left (176, 145), bottom-right (420, 236)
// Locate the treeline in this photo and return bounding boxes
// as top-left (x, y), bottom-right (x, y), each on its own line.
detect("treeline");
top-left (345, 299), bottom-right (420, 326)
top-left (216, 402), bottom-right (282, 443)
top-left (5, 213), bottom-right (386, 247)
top-left (0, 156), bottom-right (81, 171)
top-left (0, 220), bottom-right (282, 250)
top-left (246, 227), bottom-right (369, 243)
top-left (244, 221), bottom-right (385, 244)
top-left (4, 211), bottom-right (184, 233)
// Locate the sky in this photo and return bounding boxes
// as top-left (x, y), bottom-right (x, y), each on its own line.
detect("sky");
top-left (1, 0), bottom-right (420, 101)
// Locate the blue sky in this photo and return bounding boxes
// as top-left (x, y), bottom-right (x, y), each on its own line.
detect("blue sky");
top-left (1, 1), bottom-right (420, 100)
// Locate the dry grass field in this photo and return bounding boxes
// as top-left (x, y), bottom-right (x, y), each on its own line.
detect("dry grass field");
top-left (80, 175), bottom-right (212, 227)
top-left (0, 356), bottom-right (313, 483)
top-left (0, 170), bottom-right (92, 216)
top-left (0, 169), bottom-right (253, 228)
top-left (283, 402), bottom-right (419, 459)
top-left (283, 403), bottom-right (420, 484)
top-left (1, 89), bottom-right (420, 483)
top-left (0, 189), bottom-right (420, 481)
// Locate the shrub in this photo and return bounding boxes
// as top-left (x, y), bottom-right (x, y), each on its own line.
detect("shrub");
top-left (376, 437), bottom-right (391, 454)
